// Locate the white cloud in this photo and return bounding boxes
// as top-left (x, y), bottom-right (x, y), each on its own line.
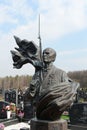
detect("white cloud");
top-left (0, 0), bottom-right (87, 77)
top-left (36, 0), bottom-right (87, 41)
top-left (0, 4), bottom-right (18, 24)
top-left (57, 48), bottom-right (87, 56)
top-left (56, 56), bottom-right (87, 72)
top-left (0, 0), bottom-right (87, 40)
top-left (0, 0), bottom-right (87, 36)
top-left (8, 0), bottom-right (34, 21)
top-left (0, 0), bottom-right (34, 25)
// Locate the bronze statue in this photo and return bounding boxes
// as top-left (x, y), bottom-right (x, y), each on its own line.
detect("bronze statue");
top-left (11, 36), bottom-right (79, 121)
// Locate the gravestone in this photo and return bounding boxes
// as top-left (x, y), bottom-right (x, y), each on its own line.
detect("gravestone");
top-left (11, 90), bottom-right (16, 104)
top-left (24, 101), bottom-right (34, 121)
top-left (69, 103), bottom-right (87, 124)
top-left (5, 90), bottom-right (11, 103)
top-left (5, 89), bottom-right (17, 105)
top-left (18, 94), bottom-right (23, 104)
top-left (0, 88), bottom-right (2, 94)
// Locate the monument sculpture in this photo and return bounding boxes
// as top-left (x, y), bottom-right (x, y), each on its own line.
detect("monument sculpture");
top-left (11, 36), bottom-right (79, 129)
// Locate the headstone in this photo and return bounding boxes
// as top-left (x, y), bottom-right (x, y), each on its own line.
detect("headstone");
top-left (5, 90), bottom-right (11, 103)
top-left (30, 118), bottom-right (67, 130)
top-left (0, 88), bottom-right (2, 94)
top-left (24, 102), bottom-right (34, 121)
top-left (69, 103), bottom-right (87, 124)
top-left (11, 90), bottom-right (16, 104)
top-left (5, 89), bottom-right (17, 104)
top-left (18, 94), bottom-right (23, 104)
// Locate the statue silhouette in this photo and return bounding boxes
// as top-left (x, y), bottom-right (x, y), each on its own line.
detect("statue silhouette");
top-left (11, 36), bottom-right (79, 121)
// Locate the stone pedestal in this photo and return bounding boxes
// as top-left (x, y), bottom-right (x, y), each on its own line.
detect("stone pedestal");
top-left (30, 118), bottom-right (68, 130)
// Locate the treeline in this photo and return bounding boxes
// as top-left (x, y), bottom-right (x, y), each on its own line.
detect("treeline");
top-left (0, 70), bottom-right (87, 91)
top-left (68, 70), bottom-right (87, 89)
top-left (0, 75), bottom-right (32, 91)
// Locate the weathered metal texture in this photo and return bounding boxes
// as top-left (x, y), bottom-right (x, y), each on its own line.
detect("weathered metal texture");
top-left (11, 37), bottom-right (79, 121)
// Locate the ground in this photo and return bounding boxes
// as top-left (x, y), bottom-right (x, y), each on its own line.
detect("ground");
top-left (4, 122), bottom-right (30, 130)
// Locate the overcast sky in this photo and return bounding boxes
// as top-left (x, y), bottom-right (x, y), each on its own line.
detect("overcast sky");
top-left (0, 0), bottom-right (87, 77)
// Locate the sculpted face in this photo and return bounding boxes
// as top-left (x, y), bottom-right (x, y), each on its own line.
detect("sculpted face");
top-left (43, 48), bottom-right (56, 63)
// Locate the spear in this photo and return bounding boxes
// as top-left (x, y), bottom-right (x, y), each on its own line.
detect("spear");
top-left (38, 14), bottom-right (43, 95)
top-left (38, 14), bottom-right (43, 62)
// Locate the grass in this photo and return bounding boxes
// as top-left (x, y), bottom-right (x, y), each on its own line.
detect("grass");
top-left (61, 115), bottom-right (70, 121)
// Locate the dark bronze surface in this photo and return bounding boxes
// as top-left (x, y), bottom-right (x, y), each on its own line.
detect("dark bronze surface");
top-left (11, 36), bottom-right (79, 121)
